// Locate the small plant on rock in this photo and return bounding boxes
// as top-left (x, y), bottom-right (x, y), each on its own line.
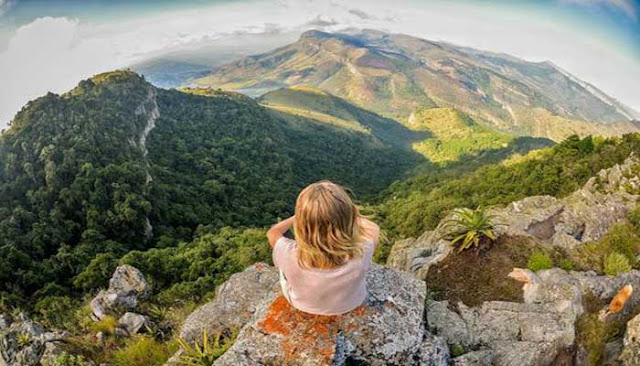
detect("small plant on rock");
top-left (527, 251), bottom-right (553, 272)
top-left (174, 329), bottom-right (236, 366)
top-left (442, 207), bottom-right (499, 254)
top-left (604, 252), bottom-right (632, 276)
top-left (17, 332), bottom-right (31, 347)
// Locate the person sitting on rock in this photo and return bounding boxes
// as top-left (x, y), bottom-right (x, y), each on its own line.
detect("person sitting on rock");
top-left (266, 180), bottom-right (380, 315)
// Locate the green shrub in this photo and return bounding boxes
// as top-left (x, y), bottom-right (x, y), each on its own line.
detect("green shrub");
top-left (112, 336), bottom-right (177, 366)
top-left (90, 315), bottom-right (118, 335)
top-left (527, 251), bottom-right (553, 272)
top-left (442, 207), bottom-right (499, 253)
top-left (629, 205), bottom-right (640, 230)
top-left (604, 252), bottom-right (632, 276)
top-left (34, 296), bottom-right (79, 331)
top-left (557, 258), bottom-right (575, 271)
top-left (598, 224), bottom-right (640, 264)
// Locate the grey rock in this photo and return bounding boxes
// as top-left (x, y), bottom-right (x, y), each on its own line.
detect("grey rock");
top-left (451, 350), bottom-right (495, 366)
top-left (90, 264), bottom-right (149, 320)
top-left (180, 263), bottom-right (279, 344)
top-left (0, 316), bottom-right (10, 331)
top-left (211, 264), bottom-right (446, 366)
top-left (621, 313), bottom-right (640, 365)
top-left (116, 312), bottom-right (149, 336)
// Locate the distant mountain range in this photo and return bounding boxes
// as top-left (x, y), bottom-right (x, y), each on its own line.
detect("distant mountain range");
top-left (192, 29), bottom-right (640, 141)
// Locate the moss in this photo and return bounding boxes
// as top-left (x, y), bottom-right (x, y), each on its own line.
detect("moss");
top-left (424, 236), bottom-right (529, 307)
top-left (451, 344), bottom-right (466, 357)
top-left (604, 252), bottom-right (632, 276)
top-left (557, 258), bottom-right (575, 271)
top-left (576, 313), bottom-right (607, 366)
top-left (527, 251), bottom-right (553, 272)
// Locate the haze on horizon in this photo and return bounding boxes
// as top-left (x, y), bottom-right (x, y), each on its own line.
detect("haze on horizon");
top-left (0, 0), bottom-right (638, 128)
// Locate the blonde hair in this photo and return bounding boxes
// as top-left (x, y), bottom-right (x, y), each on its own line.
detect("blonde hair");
top-left (294, 180), bottom-right (365, 270)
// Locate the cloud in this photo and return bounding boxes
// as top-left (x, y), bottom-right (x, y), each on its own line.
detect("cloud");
top-left (560, 0), bottom-right (638, 19)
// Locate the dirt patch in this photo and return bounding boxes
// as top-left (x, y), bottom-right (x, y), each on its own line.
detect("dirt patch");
top-left (424, 235), bottom-right (547, 307)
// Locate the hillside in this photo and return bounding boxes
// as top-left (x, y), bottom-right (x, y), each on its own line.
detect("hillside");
top-left (194, 29), bottom-right (640, 141)
top-left (0, 70), bottom-right (416, 301)
top-left (258, 86), bottom-right (553, 164)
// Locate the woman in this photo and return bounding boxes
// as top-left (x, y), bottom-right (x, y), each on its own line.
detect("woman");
top-left (266, 180), bottom-right (380, 315)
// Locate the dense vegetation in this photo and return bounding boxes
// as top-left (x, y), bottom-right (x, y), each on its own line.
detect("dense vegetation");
top-left (0, 71), bottom-right (414, 305)
top-left (381, 134), bottom-right (640, 238)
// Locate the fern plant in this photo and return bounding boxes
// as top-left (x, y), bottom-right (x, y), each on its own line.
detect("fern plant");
top-left (173, 329), bottom-right (236, 366)
top-left (442, 207), bottom-right (499, 253)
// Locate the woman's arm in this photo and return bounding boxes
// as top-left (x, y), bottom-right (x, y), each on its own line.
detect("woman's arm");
top-left (267, 216), bottom-right (295, 247)
top-left (359, 217), bottom-right (380, 248)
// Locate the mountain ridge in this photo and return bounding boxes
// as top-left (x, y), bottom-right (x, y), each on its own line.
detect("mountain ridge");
top-left (193, 29), bottom-right (640, 141)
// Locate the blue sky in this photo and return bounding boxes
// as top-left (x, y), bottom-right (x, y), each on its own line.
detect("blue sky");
top-left (0, 0), bottom-right (638, 126)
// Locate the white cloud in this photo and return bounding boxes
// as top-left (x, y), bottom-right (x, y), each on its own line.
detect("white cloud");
top-left (0, 0), bottom-right (639, 127)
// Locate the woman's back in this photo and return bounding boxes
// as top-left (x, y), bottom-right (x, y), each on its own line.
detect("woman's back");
top-left (273, 237), bottom-right (374, 315)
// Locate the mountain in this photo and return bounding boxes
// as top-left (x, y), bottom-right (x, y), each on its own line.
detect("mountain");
top-left (0, 70), bottom-right (416, 299)
top-left (193, 29), bottom-right (640, 141)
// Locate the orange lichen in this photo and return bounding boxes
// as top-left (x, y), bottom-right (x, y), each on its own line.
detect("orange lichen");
top-left (256, 295), bottom-right (376, 365)
top-left (255, 263), bottom-right (265, 271)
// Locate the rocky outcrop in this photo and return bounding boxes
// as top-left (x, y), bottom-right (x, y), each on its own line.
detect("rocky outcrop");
top-left (90, 264), bottom-right (149, 320)
top-left (426, 267), bottom-right (640, 365)
top-left (176, 263), bottom-right (449, 366)
top-left (0, 313), bottom-right (69, 366)
top-left (621, 312), bottom-right (640, 365)
top-left (388, 155), bottom-right (640, 279)
top-left (180, 263), bottom-right (279, 343)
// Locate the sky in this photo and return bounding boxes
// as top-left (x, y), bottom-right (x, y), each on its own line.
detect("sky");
top-left (0, 0), bottom-right (639, 127)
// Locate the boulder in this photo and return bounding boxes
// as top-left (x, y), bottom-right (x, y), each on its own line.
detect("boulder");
top-left (621, 313), bottom-right (640, 365)
top-left (215, 264), bottom-right (446, 366)
top-left (426, 267), bottom-right (640, 366)
top-left (387, 230), bottom-right (452, 280)
top-left (90, 264), bottom-right (149, 320)
top-left (116, 312), bottom-right (149, 336)
top-left (180, 263), bottom-right (279, 343)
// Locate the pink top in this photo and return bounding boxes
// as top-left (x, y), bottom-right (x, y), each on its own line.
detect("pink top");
top-left (273, 237), bottom-right (374, 315)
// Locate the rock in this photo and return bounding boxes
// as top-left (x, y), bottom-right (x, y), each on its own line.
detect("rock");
top-left (621, 313), bottom-right (640, 365)
top-left (427, 267), bottom-right (640, 366)
top-left (214, 264), bottom-right (444, 366)
top-left (180, 263), bottom-right (279, 344)
top-left (603, 338), bottom-right (624, 365)
top-left (90, 264), bottom-right (149, 320)
top-left (116, 312), bottom-right (149, 336)
top-left (495, 156), bottom-right (640, 248)
top-left (451, 350), bottom-right (495, 365)
top-left (0, 315), bottom-right (11, 330)
top-left (39, 342), bottom-right (65, 365)
top-left (419, 333), bottom-right (451, 365)
top-left (387, 230), bottom-right (452, 280)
